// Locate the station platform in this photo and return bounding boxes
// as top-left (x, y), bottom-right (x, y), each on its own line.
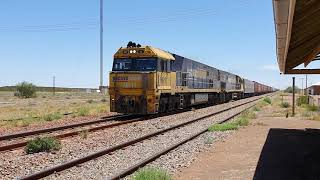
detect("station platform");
top-left (175, 107), bottom-right (320, 180)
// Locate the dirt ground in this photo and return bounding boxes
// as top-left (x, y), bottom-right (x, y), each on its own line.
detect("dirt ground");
top-left (175, 95), bottom-right (320, 180)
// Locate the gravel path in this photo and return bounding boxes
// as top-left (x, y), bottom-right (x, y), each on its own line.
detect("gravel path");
top-left (0, 96), bottom-right (261, 179)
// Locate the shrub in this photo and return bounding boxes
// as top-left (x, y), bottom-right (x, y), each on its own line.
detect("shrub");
top-left (234, 117), bottom-right (249, 126)
top-left (263, 97), bottom-right (272, 104)
top-left (25, 137), bottom-right (61, 154)
top-left (280, 102), bottom-right (290, 108)
top-left (133, 168), bottom-right (172, 180)
top-left (307, 105), bottom-right (318, 112)
top-left (284, 86), bottom-right (300, 93)
top-left (256, 100), bottom-right (269, 109)
top-left (97, 105), bottom-right (107, 113)
top-left (297, 96), bottom-right (308, 106)
top-left (15, 81), bottom-right (37, 98)
top-left (253, 106), bottom-right (260, 111)
top-left (42, 113), bottom-right (62, 121)
top-left (87, 99), bottom-right (94, 103)
top-left (101, 98), bottom-right (107, 102)
top-left (208, 123), bottom-right (238, 131)
top-left (241, 110), bottom-right (256, 119)
top-left (77, 107), bottom-right (89, 116)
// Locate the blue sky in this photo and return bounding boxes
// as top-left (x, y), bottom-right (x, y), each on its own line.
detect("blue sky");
top-left (0, 0), bottom-right (316, 89)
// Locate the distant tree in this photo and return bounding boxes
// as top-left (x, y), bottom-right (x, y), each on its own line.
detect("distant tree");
top-left (132, 42), bottom-right (136, 47)
top-left (15, 81), bottom-right (37, 98)
top-left (284, 86), bottom-right (300, 93)
top-left (137, 44), bottom-right (141, 48)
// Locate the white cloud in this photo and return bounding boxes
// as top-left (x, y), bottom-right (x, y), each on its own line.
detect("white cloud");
top-left (261, 64), bottom-right (279, 71)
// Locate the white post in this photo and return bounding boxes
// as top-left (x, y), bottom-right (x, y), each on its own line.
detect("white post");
top-left (99, 0), bottom-right (104, 90)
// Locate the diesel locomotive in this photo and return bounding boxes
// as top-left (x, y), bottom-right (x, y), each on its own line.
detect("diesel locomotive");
top-left (109, 43), bottom-right (275, 114)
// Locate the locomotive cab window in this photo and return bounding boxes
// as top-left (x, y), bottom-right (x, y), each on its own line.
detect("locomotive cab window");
top-left (112, 58), bottom-right (157, 71)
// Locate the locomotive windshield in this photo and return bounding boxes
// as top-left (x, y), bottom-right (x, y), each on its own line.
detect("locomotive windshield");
top-left (112, 58), bottom-right (157, 71)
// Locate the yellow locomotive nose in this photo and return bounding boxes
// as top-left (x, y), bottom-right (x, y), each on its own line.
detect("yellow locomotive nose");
top-left (109, 71), bottom-right (157, 114)
top-left (113, 95), bottom-right (147, 114)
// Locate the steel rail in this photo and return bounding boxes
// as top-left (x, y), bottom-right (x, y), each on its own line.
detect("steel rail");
top-left (19, 97), bottom-right (261, 180)
top-left (0, 117), bottom-right (145, 152)
top-left (0, 114), bottom-right (130, 141)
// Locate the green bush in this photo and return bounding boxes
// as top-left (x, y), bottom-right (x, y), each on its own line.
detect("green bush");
top-left (241, 110), bottom-right (256, 119)
top-left (208, 123), bottom-right (238, 131)
top-left (234, 117), bottom-right (249, 126)
top-left (101, 98), bottom-right (107, 102)
top-left (25, 137), bottom-right (61, 154)
top-left (297, 96), bottom-right (308, 106)
top-left (284, 86), bottom-right (300, 93)
top-left (280, 102), bottom-right (290, 108)
top-left (77, 107), bottom-right (89, 116)
top-left (263, 97), bottom-right (272, 104)
top-left (15, 81), bottom-right (37, 98)
top-left (42, 113), bottom-right (62, 121)
top-left (133, 168), bottom-right (172, 180)
top-left (253, 106), bottom-right (260, 111)
top-left (87, 99), bottom-right (94, 103)
top-left (307, 105), bottom-right (318, 112)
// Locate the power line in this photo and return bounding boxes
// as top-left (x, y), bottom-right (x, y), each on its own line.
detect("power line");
top-left (0, 1), bottom-right (252, 33)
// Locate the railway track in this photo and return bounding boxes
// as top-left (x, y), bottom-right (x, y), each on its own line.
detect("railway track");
top-left (0, 114), bottom-right (141, 151)
top-left (0, 97), bottom-right (252, 152)
top-left (0, 114), bottom-right (129, 140)
top-left (19, 96), bottom-right (263, 180)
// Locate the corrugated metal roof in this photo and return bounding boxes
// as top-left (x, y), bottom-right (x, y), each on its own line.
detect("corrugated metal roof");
top-left (273, 0), bottom-right (320, 74)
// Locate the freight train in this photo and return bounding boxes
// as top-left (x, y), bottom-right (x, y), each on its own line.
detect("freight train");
top-left (109, 43), bottom-right (276, 114)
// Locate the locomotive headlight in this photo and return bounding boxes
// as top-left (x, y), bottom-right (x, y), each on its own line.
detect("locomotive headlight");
top-left (129, 50), bottom-right (133, 53)
top-left (133, 50), bottom-right (136, 53)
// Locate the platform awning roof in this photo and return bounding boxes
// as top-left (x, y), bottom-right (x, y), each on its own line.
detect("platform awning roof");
top-left (273, 0), bottom-right (320, 74)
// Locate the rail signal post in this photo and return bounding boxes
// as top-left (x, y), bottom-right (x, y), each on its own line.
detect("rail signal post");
top-left (99, 0), bottom-right (104, 91)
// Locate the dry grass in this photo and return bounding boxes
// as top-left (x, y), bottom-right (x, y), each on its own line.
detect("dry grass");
top-left (269, 93), bottom-right (320, 120)
top-left (0, 91), bottom-right (110, 127)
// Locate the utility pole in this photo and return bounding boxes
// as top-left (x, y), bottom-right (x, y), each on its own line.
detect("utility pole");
top-left (300, 78), bottom-right (304, 95)
top-left (305, 74), bottom-right (308, 95)
top-left (99, 0), bottom-right (104, 91)
top-left (53, 76), bottom-right (56, 96)
top-left (292, 77), bottom-right (295, 117)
